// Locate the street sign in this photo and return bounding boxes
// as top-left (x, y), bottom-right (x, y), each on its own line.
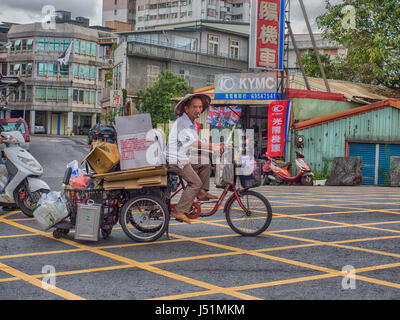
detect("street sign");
top-left (249, 0), bottom-right (286, 71)
top-left (110, 90), bottom-right (123, 108)
top-left (214, 72), bottom-right (281, 100)
top-left (267, 100), bottom-right (291, 157)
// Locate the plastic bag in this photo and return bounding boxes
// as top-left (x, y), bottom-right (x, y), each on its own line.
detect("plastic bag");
top-left (33, 191), bottom-right (69, 230)
top-left (69, 174), bottom-right (91, 189)
top-left (66, 160), bottom-right (79, 177)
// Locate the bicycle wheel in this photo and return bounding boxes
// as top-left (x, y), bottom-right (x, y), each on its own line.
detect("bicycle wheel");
top-left (225, 190), bottom-right (272, 236)
top-left (120, 195), bottom-right (169, 242)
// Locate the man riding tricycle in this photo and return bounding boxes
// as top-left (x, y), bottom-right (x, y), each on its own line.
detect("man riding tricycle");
top-left (51, 93), bottom-right (273, 242)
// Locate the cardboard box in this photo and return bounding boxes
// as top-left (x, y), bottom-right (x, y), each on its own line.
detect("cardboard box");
top-left (83, 142), bottom-right (120, 174)
top-left (115, 114), bottom-right (165, 170)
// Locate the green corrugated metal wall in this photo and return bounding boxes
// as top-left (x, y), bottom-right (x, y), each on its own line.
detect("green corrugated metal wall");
top-left (289, 107), bottom-right (400, 175)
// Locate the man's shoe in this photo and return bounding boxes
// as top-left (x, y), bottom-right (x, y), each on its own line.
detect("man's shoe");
top-left (171, 209), bottom-right (191, 224)
top-left (206, 193), bottom-right (218, 200)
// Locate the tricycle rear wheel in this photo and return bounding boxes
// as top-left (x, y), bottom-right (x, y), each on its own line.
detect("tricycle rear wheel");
top-left (119, 195), bottom-right (169, 242)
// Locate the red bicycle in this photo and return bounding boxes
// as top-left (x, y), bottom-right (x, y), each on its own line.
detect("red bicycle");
top-left (119, 160), bottom-right (273, 242)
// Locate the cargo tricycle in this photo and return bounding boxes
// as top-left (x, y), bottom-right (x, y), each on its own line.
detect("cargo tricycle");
top-left (52, 156), bottom-right (272, 243)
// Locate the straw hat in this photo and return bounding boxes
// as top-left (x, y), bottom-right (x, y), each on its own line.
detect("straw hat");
top-left (174, 93), bottom-right (211, 117)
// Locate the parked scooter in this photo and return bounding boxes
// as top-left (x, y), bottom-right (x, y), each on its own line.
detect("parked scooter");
top-left (262, 151), bottom-right (314, 186)
top-left (0, 119), bottom-right (50, 217)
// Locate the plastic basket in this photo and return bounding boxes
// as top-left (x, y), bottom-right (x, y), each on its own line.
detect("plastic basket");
top-left (63, 188), bottom-right (104, 223)
top-left (239, 160), bottom-right (262, 189)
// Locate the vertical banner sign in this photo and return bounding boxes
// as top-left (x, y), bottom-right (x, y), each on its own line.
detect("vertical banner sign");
top-left (267, 100), bottom-right (291, 157)
top-left (249, 0), bottom-right (285, 70)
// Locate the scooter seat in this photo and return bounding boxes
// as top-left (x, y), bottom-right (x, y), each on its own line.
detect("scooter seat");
top-left (273, 161), bottom-right (291, 168)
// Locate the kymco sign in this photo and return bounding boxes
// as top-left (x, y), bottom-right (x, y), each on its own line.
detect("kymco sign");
top-left (214, 72), bottom-right (280, 100)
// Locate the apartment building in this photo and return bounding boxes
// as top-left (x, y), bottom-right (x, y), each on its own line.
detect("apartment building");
top-left (103, 0), bottom-right (137, 31)
top-left (103, 0), bottom-right (250, 31)
top-left (6, 22), bottom-right (104, 135)
top-left (288, 33), bottom-right (347, 70)
top-left (108, 20), bottom-right (248, 104)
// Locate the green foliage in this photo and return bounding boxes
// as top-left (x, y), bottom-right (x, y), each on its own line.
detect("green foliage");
top-left (137, 70), bottom-right (194, 127)
top-left (299, 51), bottom-right (342, 80)
top-left (313, 159), bottom-right (331, 180)
top-left (315, 0), bottom-right (400, 89)
top-left (100, 109), bottom-right (119, 126)
top-left (105, 69), bottom-right (113, 87)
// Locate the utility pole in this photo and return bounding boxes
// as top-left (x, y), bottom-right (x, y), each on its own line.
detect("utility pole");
top-left (286, 21), bottom-right (311, 90)
top-left (297, 0), bottom-right (331, 92)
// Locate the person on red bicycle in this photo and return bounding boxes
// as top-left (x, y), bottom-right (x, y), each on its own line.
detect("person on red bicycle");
top-left (166, 93), bottom-right (224, 224)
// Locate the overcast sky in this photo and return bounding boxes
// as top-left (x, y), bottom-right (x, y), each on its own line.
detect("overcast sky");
top-left (0, 0), bottom-right (342, 33)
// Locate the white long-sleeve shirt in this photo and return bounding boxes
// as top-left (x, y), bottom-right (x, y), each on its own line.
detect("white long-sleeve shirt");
top-left (166, 112), bottom-right (199, 165)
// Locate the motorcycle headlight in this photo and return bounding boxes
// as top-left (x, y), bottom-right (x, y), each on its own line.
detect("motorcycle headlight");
top-left (17, 156), bottom-right (42, 171)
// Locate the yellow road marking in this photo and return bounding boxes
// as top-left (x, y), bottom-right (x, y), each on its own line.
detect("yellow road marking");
top-left (0, 261), bottom-right (85, 300)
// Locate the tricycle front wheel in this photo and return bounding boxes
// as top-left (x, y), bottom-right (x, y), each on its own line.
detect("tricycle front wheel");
top-left (225, 190), bottom-right (272, 236)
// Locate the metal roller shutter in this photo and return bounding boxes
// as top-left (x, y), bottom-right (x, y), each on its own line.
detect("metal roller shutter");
top-left (349, 143), bottom-right (376, 185)
top-left (349, 142), bottom-right (400, 185)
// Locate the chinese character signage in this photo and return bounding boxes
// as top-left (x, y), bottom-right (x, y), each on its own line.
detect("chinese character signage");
top-left (267, 100), bottom-right (290, 157)
top-left (111, 90), bottom-right (123, 108)
top-left (249, 0), bottom-right (285, 70)
top-left (214, 72), bottom-right (281, 100)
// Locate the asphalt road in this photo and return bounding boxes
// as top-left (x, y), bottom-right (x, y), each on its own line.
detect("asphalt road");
top-left (1, 137), bottom-right (400, 304)
top-left (29, 135), bottom-right (90, 192)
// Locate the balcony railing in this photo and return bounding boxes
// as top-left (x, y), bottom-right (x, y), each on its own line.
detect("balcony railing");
top-left (126, 36), bottom-right (248, 62)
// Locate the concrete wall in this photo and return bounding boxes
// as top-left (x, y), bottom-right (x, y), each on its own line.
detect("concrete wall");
top-left (290, 107), bottom-right (400, 175)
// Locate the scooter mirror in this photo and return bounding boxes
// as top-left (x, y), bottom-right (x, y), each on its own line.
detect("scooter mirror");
top-left (15, 118), bottom-right (23, 131)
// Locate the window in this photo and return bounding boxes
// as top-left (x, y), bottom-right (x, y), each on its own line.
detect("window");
top-left (61, 40), bottom-right (71, 51)
top-left (58, 89), bottom-right (68, 101)
top-left (80, 41), bottom-right (86, 54)
top-left (91, 44), bottom-right (97, 56)
top-left (60, 65), bottom-right (69, 76)
top-left (80, 65), bottom-right (85, 78)
top-left (27, 39), bottom-right (33, 50)
top-left (86, 42), bottom-right (91, 55)
top-left (9, 64), bottom-right (14, 75)
top-left (15, 40), bottom-right (21, 51)
top-left (49, 39), bottom-right (59, 51)
top-left (91, 67), bottom-right (96, 79)
top-left (38, 39), bottom-right (48, 51)
top-left (86, 66), bottom-right (91, 79)
top-left (229, 39), bottom-right (240, 59)
top-left (48, 64), bottom-right (58, 76)
top-left (79, 90), bottom-right (84, 102)
top-left (36, 88), bottom-right (46, 100)
top-left (73, 89), bottom-right (79, 102)
top-left (113, 64), bottom-right (122, 90)
top-left (208, 35), bottom-right (219, 55)
top-left (84, 91), bottom-right (90, 104)
top-left (38, 63), bottom-right (47, 76)
top-left (47, 88), bottom-right (57, 100)
top-left (21, 40), bottom-right (27, 51)
top-left (74, 65), bottom-right (79, 77)
top-left (75, 40), bottom-right (80, 53)
top-left (90, 91), bottom-right (96, 104)
top-left (25, 64), bottom-right (33, 76)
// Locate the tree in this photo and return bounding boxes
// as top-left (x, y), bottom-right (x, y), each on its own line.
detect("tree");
top-left (315, 0), bottom-right (400, 89)
top-left (137, 70), bottom-right (194, 127)
top-left (299, 51), bottom-right (340, 80)
top-left (100, 109), bottom-right (119, 126)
